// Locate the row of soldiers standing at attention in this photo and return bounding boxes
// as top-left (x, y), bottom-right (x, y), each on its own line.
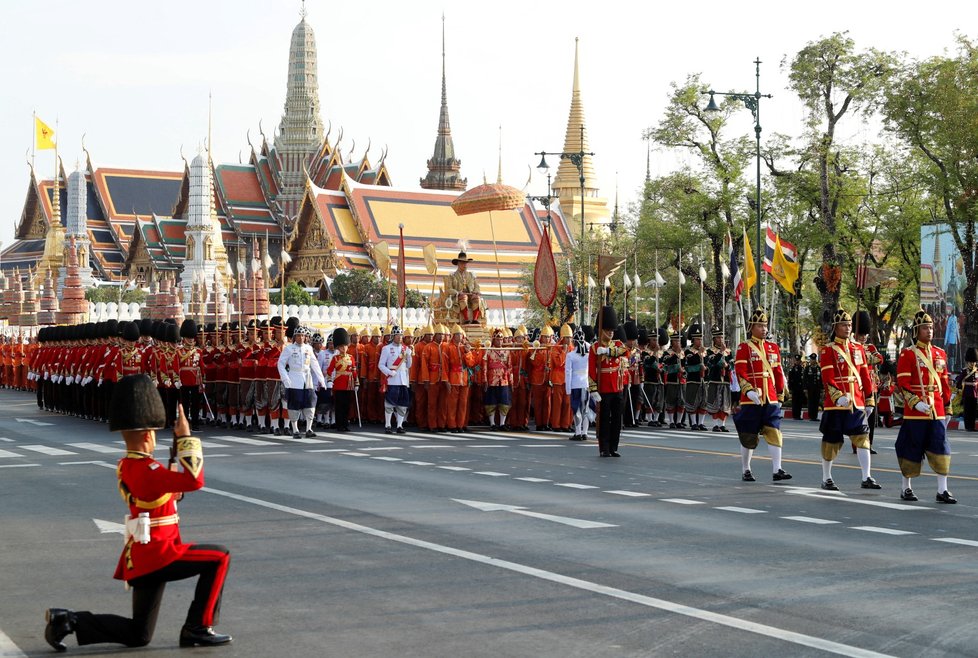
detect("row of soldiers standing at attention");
top-left (0, 333), bottom-right (35, 391)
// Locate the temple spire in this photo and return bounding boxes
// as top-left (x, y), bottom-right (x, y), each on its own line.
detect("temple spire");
top-left (420, 14), bottom-right (466, 191)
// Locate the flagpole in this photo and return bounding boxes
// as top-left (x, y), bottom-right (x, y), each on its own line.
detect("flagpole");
top-left (634, 252), bottom-right (638, 321)
top-left (677, 248), bottom-right (683, 332)
top-left (31, 111), bottom-right (36, 171)
top-left (398, 224), bottom-right (405, 331)
top-left (654, 250), bottom-right (659, 329)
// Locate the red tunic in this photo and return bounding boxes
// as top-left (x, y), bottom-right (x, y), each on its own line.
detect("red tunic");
top-left (588, 339), bottom-right (628, 394)
top-left (896, 341), bottom-right (951, 420)
top-left (113, 450), bottom-right (204, 581)
top-left (819, 337), bottom-right (875, 410)
top-left (734, 337), bottom-right (785, 405)
top-left (177, 345), bottom-right (203, 386)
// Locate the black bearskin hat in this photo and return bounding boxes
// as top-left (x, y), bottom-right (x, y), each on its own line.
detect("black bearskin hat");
top-left (105, 319), bottom-right (119, 337)
top-left (139, 318), bottom-right (153, 337)
top-left (165, 323), bottom-right (179, 344)
top-left (332, 327), bottom-right (350, 347)
top-left (109, 374), bottom-right (165, 432)
top-left (180, 319), bottom-right (198, 339)
top-left (852, 310), bottom-right (871, 335)
top-left (122, 321), bottom-right (140, 342)
top-left (613, 325), bottom-right (626, 342)
top-left (637, 328), bottom-right (649, 347)
top-left (594, 305), bottom-right (618, 333)
top-left (658, 327), bottom-right (669, 345)
top-left (623, 320), bottom-right (639, 341)
top-left (966, 347), bottom-right (978, 363)
top-left (582, 324), bottom-right (595, 343)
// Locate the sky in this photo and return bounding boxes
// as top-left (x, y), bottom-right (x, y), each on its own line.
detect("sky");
top-left (0, 0), bottom-right (971, 250)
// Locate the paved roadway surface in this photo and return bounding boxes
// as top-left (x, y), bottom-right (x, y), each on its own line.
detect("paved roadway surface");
top-left (2, 389), bottom-right (978, 657)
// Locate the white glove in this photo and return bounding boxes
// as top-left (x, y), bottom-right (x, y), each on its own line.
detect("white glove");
top-left (82, 376), bottom-right (91, 386)
top-left (914, 401), bottom-right (931, 414)
top-left (591, 391), bottom-right (602, 403)
top-left (282, 379), bottom-right (290, 388)
top-left (746, 390), bottom-right (761, 405)
top-left (596, 347), bottom-right (609, 356)
top-left (27, 372), bottom-right (34, 381)
top-left (837, 395), bottom-right (850, 408)
top-left (174, 381), bottom-right (182, 389)
top-left (98, 378), bottom-right (104, 386)
top-left (43, 373), bottom-right (49, 381)
top-left (74, 375), bottom-right (82, 384)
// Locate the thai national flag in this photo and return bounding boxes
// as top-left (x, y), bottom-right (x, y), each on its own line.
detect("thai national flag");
top-left (763, 226), bottom-right (797, 272)
top-left (730, 232), bottom-right (743, 301)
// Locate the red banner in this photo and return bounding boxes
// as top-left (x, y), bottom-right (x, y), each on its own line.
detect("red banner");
top-left (534, 226), bottom-right (558, 307)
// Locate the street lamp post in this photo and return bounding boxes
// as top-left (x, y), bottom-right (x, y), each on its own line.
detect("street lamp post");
top-left (704, 57), bottom-right (772, 294)
top-left (535, 126), bottom-right (594, 321)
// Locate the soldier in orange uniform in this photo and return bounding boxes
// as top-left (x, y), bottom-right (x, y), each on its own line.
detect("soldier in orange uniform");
top-left (411, 325), bottom-right (433, 430)
top-left (894, 310), bottom-right (956, 503)
top-left (549, 324), bottom-right (573, 431)
top-left (817, 309), bottom-right (879, 491)
top-left (529, 325), bottom-right (555, 431)
top-left (732, 308), bottom-right (791, 483)
top-left (422, 324), bottom-right (449, 432)
top-left (442, 324), bottom-right (475, 432)
top-left (508, 326), bottom-right (530, 431)
top-left (43, 375), bottom-right (231, 650)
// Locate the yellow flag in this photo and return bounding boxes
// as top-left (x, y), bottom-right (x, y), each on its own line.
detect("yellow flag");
top-left (743, 227), bottom-right (757, 293)
top-left (35, 116), bottom-right (56, 150)
top-left (772, 234), bottom-right (800, 294)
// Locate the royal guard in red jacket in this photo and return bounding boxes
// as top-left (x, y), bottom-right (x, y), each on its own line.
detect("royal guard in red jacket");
top-left (589, 305), bottom-right (628, 458)
top-left (853, 310), bottom-right (884, 451)
top-left (326, 328), bottom-right (358, 432)
top-left (259, 318), bottom-right (285, 434)
top-left (43, 375), bottom-right (231, 650)
top-left (817, 309), bottom-right (880, 491)
top-left (177, 320), bottom-right (204, 432)
top-left (733, 308), bottom-right (791, 483)
top-left (895, 310), bottom-right (956, 503)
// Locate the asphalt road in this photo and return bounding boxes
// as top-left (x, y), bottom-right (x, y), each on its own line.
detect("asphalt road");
top-left (2, 389), bottom-right (978, 657)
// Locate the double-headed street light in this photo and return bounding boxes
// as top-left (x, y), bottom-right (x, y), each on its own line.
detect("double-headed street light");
top-left (703, 57), bottom-right (772, 288)
top-left (535, 126), bottom-right (594, 320)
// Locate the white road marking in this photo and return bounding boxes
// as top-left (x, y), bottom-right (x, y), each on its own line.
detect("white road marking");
top-left (19, 444), bottom-right (75, 456)
top-left (850, 526), bottom-right (916, 536)
top-left (275, 436), bottom-right (332, 444)
top-left (715, 506), bottom-right (767, 514)
top-left (15, 418), bottom-right (54, 426)
top-left (403, 461), bottom-right (435, 466)
top-left (469, 444), bottom-right (506, 448)
top-left (67, 442), bottom-right (119, 454)
top-left (515, 477), bottom-right (551, 483)
top-left (520, 444), bottom-right (561, 448)
top-left (782, 486), bottom-right (928, 511)
top-left (554, 483), bottom-right (598, 489)
top-left (453, 498), bottom-right (617, 529)
top-left (211, 435), bottom-right (279, 446)
top-left (200, 441), bottom-right (230, 448)
top-left (471, 436), bottom-right (518, 441)
top-left (0, 463), bottom-right (38, 469)
top-left (201, 485), bottom-right (896, 658)
top-left (0, 628), bottom-right (27, 657)
top-left (437, 466), bottom-right (471, 471)
top-left (604, 490), bottom-right (651, 497)
top-left (660, 498), bottom-right (705, 505)
top-left (0, 437), bottom-right (14, 441)
top-left (244, 451), bottom-right (289, 456)
top-left (782, 516), bottom-right (841, 525)
top-left (328, 435), bottom-right (382, 442)
top-left (932, 538), bottom-right (978, 547)
top-left (473, 471), bottom-right (509, 477)
top-left (341, 452), bottom-right (370, 457)
top-left (437, 435), bottom-right (474, 441)
top-left (384, 434), bottom-right (428, 441)
top-left (92, 518), bottom-right (125, 535)
top-left (305, 448), bottom-right (351, 453)
top-left (410, 445), bottom-right (455, 449)
top-left (358, 446), bottom-right (403, 451)
top-left (0, 449), bottom-right (21, 458)
top-left (371, 456), bottom-right (403, 462)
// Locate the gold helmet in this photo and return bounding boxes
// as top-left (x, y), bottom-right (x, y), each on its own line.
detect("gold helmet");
top-left (403, 327), bottom-right (414, 337)
top-left (450, 323), bottom-right (465, 335)
top-left (421, 324), bottom-right (435, 336)
top-left (559, 324), bottom-right (573, 338)
top-left (832, 309), bottom-right (852, 325)
top-left (435, 323), bottom-right (450, 335)
top-left (347, 325), bottom-right (360, 336)
top-left (502, 327), bottom-right (513, 338)
top-left (748, 308), bottom-right (768, 326)
top-left (516, 324), bottom-right (527, 337)
top-left (912, 309), bottom-right (933, 329)
top-left (371, 326), bottom-right (382, 337)
top-left (540, 325), bottom-right (555, 337)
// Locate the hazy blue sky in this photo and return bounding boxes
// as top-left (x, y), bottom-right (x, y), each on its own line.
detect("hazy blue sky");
top-left (0, 0), bottom-right (968, 248)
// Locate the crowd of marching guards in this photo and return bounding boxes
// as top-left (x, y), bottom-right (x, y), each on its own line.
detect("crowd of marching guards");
top-left (10, 314), bottom-right (747, 438)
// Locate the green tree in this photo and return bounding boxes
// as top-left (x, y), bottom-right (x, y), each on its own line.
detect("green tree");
top-left (85, 286), bottom-right (147, 304)
top-left (882, 36), bottom-right (978, 348)
top-left (328, 270), bottom-right (425, 309)
top-left (269, 281), bottom-right (326, 307)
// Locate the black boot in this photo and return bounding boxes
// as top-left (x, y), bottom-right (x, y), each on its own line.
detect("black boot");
top-left (179, 624), bottom-right (232, 647)
top-left (44, 608), bottom-right (75, 652)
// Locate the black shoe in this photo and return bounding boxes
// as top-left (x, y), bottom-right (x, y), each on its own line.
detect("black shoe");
top-left (292, 432), bottom-right (301, 440)
top-left (668, 422), bottom-right (677, 429)
top-left (861, 477), bottom-right (882, 490)
top-left (901, 488), bottom-right (918, 501)
top-left (610, 451), bottom-right (621, 457)
top-left (305, 430), bottom-right (317, 438)
top-left (821, 478), bottom-right (839, 491)
top-left (936, 490), bottom-right (958, 504)
top-left (712, 426), bottom-right (722, 433)
top-left (773, 469), bottom-right (792, 481)
top-left (870, 449), bottom-right (878, 455)
top-left (396, 427), bottom-right (406, 434)
top-left (273, 427), bottom-right (281, 436)
top-left (719, 426), bottom-right (730, 432)
top-left (44, 608), bottom-right (74, 652)
top-left (742, 470), bottom-right (755, 482)
top-left (179, 625), bottom-right (232, 647)
top-left (385, 427), bottom-right (393, 434)
top-left (599, 451), bottom-right (610, 457)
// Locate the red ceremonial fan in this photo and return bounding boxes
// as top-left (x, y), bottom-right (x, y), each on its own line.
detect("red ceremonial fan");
top-left (534, 226), bottom-right (557, 307)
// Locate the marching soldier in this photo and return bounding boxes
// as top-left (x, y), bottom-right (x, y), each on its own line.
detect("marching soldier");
top-left (259, 318), bottom-right (286, 434)
top-left (817, 309), bottom-right (880, 491)
top-left (705, 327), bottom-right (732, 432)
top-left (43, 375), bottom-right (231, 650)
top-left (683, 324), bottom-right (708, 431)
top-left (622, 321), bottom-right (642, 428)
top-left (733, 308), bottom-right (792, 483)
top-left (378, 325), bottom-right (412, 433)
top-left (662, 332), bottom-right (686, 428)
top-left (787, 354), bottom-right (806, 421)
top-left (642, 329), bottom-right (665, 427)
top-left (895, 310), bottom-right (956, 503)
top-left (955, 348), bottom-right (977, 432)
top-left (589, 305), bottom-right (628, 457)
top-left (278, 325), bottom-right (326, 439)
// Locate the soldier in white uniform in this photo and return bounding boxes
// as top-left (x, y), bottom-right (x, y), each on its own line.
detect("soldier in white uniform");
top-left (377, 326), bottom-right (412, 434)
top-left (277, 326), bottom-right (326, 439)
top-left (566, 327), bottom-right (592, 441)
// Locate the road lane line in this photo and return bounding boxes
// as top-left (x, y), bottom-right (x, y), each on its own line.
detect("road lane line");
top-left (0, 449), bottom-right (21, 458)
top-left (341, 452), bottom-right (370, 457)
top-left (437, 466), bottom-right (470, 471)
top-left (244, 451), bottom-right (289, 456)
top-left (305, 448), bottom-right (349, 453)
top-left (515, 477), bottom-right (551, 483)
top-left (782, 516), bottom-right (840, 525)
top-left (554, 483), bottom-right (598, 489)
top-left (211, 435), bottom-right (279, 446)
top-left (20, 444), bottom-right (75, 456)
top-left (932, 538), bottom-right (978, 547)
top-left (660, 498), bottom-right (705, 505)
top-left (403, 461), bottom-right (435, 466)
top-left (850, 526), bottom-right (916, 536)
top-left (0, 628), bottom-right (27, 657)
top-left (0, 463), bottom-right (38, 469)
top-left (371, 456), bottom-right (403, 462)
top-left (359, 447), bottom-right (403, 451)
top-left (715, 506), bottom-right (767, 514)
top-left (200, 485), bottom-right (896, 658)
top-left (67, 442), bottom-right (120, 454)
top-left (604, 490), bottom-right (651, 497)
top-left (473, 471), bottom-right (509, 477)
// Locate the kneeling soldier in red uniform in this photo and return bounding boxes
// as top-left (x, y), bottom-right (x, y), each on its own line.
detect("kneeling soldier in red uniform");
top-left (44, 374), bottom-right (232, 651)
